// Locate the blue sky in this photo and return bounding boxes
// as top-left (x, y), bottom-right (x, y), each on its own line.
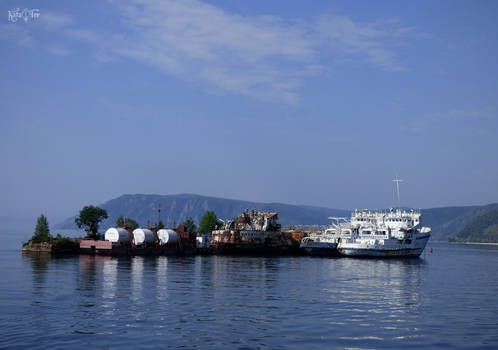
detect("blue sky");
top-left (1, 0), bottom-right (497, 223)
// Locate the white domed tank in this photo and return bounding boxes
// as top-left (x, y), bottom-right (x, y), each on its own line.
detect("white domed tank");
top-left (156, 229), bottom-right (178, 245)
top-left (105, 228), bottom-right (130, 243)
top-left (132, 228), bottom-right (155, 245)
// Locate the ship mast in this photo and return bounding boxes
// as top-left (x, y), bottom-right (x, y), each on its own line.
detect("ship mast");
top-left (392, 175), bottom-right (403, 207)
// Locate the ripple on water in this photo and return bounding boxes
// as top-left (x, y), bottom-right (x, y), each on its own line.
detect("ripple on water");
top-left (0, 247), bottom-right (498, 349)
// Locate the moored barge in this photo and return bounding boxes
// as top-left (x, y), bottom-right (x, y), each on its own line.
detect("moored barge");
top-left (79, 226), bottom-right (196, 256)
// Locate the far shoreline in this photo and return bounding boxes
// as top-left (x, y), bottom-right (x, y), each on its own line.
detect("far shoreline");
top-left (433, 241), bottom-right (498, 246)
top-left (460, 241), bottom-right (498, 246)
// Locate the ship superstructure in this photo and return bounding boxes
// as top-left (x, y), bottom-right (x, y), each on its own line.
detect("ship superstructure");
top-left (299, 217), bottom-right (346, 256)
top-left (210, 210), bottom-right (301, 254)
top-left (211, 210), bottom-right (282, 244)
top-left (335, 208), bottom-right (431, 257)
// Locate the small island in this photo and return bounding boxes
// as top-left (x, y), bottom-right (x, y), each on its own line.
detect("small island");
top-left (22, 214), bottom-right (80, 254)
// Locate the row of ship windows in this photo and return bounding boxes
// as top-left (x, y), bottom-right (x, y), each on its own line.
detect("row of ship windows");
top-left (361, 231), bottom-right (386, 235)
top-left (356, 218), bottom-right (410, 222)
top-left (330, 231), bottom-right (387, 235)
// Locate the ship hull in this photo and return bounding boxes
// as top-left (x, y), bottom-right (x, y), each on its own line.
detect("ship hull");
top-left (338, 247), bottom-right (424, 258)
top-left (300, 242), bottom-right (340, 256)
top-left (338, 235), bottom-right (430, 258)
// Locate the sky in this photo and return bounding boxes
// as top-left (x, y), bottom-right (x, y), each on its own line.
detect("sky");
top-left (1, 0), bottom-right (498, 224)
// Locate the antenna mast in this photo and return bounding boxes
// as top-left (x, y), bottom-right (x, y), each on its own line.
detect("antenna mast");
top-left (392, 175), bottom-right (403, 207)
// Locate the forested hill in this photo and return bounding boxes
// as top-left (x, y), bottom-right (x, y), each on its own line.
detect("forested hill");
top-left (421, 203), bottom-right (498, 241)
top-left (454, 209), bottom-right (498, 243)
top-left (57, 194), bottom-right (349, 229)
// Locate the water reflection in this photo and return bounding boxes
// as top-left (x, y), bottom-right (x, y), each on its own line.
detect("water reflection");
top-left (102, 258), bottom-right (118, 300)
top-left (155, 256), bottom-right (168, 302)
top-left (19, 252), bottom-right (52, 340)
top-left (9, 246), bottom-right (498, 349)
top-left (77, 255), bottom-right (108, 296)
top-left (309, 257), bottom-right (428, 344)
top-left (22, 252), bottom-right (51, 290)
top-left (131, 256), bottom-right (144, 302)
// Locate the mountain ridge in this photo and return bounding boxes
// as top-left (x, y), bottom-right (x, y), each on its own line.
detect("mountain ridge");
top-left (57, 193), bottom-right (350, 229)
top-left (454, 208), bottom-right (498, 242)
top-left (56, 194), bottom-right (498, 242)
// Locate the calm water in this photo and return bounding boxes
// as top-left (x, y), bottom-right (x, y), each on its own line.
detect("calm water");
top-left (1, 242), bottom-right (498, 349)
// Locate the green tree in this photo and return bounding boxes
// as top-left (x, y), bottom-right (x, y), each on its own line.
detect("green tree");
top-left (182, 218), bottom-right (197, 234)
top-left (75, 205), bottom-right (109, 240)
top-left (155, 220), bottom-right (164, 231)
top-left (115, 215), bottom-right (139, 231)
top-left (198, 211), bottom-right (223, 234)
top-left (31, 214), bottom-right (52, 243)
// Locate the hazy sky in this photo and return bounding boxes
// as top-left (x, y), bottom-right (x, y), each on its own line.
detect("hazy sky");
top-left (1, 0), bottom-right (497, 223)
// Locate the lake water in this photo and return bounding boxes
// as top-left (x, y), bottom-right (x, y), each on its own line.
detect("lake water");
top-left (1, 239), bottom-right (498, 349)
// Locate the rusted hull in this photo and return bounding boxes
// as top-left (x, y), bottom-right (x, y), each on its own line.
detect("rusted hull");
top-left (79, 240), bottom-right (193, 257)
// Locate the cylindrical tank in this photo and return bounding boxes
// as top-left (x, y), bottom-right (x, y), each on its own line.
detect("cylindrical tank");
top-left (105, 227), bottom-right (130, 243)
top-left (156, 229), bottom-right (178, 245)
top-left (132, 228), bottom-right (154, 245)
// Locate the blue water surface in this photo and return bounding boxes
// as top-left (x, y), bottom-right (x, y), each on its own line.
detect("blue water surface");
top-left (0, 238), bottom-right (497, 349)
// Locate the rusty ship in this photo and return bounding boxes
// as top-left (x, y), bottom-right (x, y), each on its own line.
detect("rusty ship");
top-left (209, 210), bottom-right (304, 255)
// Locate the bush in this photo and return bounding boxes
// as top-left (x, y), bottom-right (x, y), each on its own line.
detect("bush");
top-left (51, 234), bottom-right (79, 251)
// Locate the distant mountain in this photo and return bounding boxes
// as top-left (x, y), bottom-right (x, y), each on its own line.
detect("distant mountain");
top-left (57, 193), bottom-right (349, 229)
top-left (56, 194), bottom-right (498, 242)
top-left (454, 209), bottom-right (498, 243)
top-left (421, 203), bottom-right (498, 241)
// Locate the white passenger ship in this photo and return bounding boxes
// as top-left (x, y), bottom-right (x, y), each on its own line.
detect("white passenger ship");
top-left (335, 208), bottom-right (431, 257)
top-left (300, 177), bottom-right (431, 258)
